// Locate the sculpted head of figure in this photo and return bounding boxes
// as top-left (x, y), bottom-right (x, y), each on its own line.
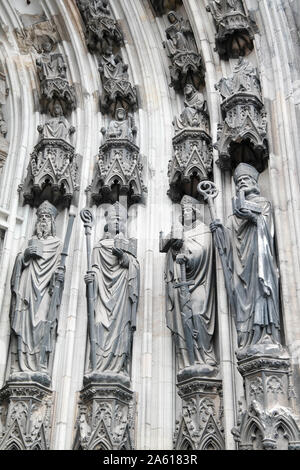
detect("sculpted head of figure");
top-left (234, 163), bottom-right (260, 197)
top-left (184, 83), bottom-right (196, 99)
top-left (104, 202), bottom-right (127, 237)
top-left (52, 102), bottom-right (64, 117)
top-left (168, 11), bottom-right (179, 24)
top-left (116, 107), bottom-right (126, 122)
top-left (41, 36), bottom-right (55, 53)
top-left (180, 195), bottom-right (203, 229)
top-left (36, 201), bottom-right (58, 239)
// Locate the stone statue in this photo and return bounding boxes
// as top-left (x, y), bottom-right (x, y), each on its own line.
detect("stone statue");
top-left (163, 196), bottom-right (217, 377)
top-left (84, 203), bottom-right (140, 383)
top-left (37, 102), bottom-right (75, 143)
top-left (99, 47), bottom-right (129, 81)
top-left (209, 0), bottom-right (244, 23)
top-left (216, 57), bottom-right (260, 100)
top-left (9, 201), bottom-right (64, 385)
top-left (173, 84), bottom-right (207, 132)
top-left (36, 37), bottom-right (67, 82)
top-left (87, 0), bottom-right (110, 17)
top-left (164, 11), bottom-right (195, 57)
top-left (102, 108), bottom-right (137, 142)
top-left (210, 163), bottom-right (281, 354)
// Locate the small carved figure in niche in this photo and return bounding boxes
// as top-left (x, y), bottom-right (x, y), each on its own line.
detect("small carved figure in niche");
top-left (36, 37), bottom-right (66, 82)
top-left (162, 196), bottom-right (217, 378)
top-left (163, 11), bottom-right (204, 91)
top-left (76, 0), bottom-right (123, 54)
top-left (9, 201), bottom-right (64, 386)
top-left (173, 84), bottom-right (207, 132)
top-left (88, 0), bottom-right (110, 16)
top-left (0, 109), bottom-right (7, 138)
top-left (102, 108), bottom-right (137, 142)
top-left (99, 47), bottom-right (129, 81)
top-left (164, 11), bottom-right (195, 57)
top-left (37, 102), bottom-right (75, 143)
top-left (210, 163), bottom-right (281, 355)
top-left (84, 203), bottom-right (139, 383)
top-left (216, 57), bottom-right (260, 100)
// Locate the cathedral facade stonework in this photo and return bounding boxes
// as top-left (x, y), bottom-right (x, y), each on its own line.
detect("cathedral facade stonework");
top-left (0, 0), bottom-right (300, 451)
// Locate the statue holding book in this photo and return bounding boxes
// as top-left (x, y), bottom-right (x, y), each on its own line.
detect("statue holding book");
top-left (84, 202), bottom-right (140, 384)
top-left (160, 196), bottom-right (217, 379)
top-left (9, 201), bottom-right (64, 386)
top-left (209, 163), bottom-right (281, 355)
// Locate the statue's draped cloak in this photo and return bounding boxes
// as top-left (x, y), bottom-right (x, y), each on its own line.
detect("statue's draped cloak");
top-left (10, 236), bottom-right (62, 372)
top-left (223, 194), bottom-right (280, 347)
top-left (42, 116), bottom-right (70, 140)
top-left (91, 238), bottom-right (139, 374)
top-left (165, 223), bottom-right (216, 369)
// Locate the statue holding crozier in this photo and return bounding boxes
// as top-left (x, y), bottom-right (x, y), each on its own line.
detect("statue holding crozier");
top-left (8, 201), bottom-right (75, 386)
top-left (200, 163), bottom-right (282, 357)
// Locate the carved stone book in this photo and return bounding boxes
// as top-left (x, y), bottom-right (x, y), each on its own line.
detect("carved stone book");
top-left (28, 238), bottom-right (44, 258)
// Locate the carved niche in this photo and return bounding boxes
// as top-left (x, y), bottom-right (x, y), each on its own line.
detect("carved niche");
top-left (232, 354), bottom-right (300, 450)
top-left (163, 11), bottom-right (204, 91)
top-left (215, 57), bottom-right (268, 172)
top-left (174, 378), bottom-right (224, 450)
top-left (0, 383), bottom-right (53, 450)
top-left (73, 384), bottom-right (135, 450)
top-left (150, 0), bottom-right (182, 16)
top-left (0, 68), bottom-right (9, 173)
top-left (36, 36), bottom-right (77, 115)
top-left (76, 0), bottom-right (123, 54)
top-left (207, 0), bottom-right (255, 60)
top-left (168, 84), bottom-right (212, 202)
top-left (87, 108), bottom-right (146, 207)
top-left (98, 50), bottom-right (138, 115)
top-left (20, 103), bottom-right (80, 208)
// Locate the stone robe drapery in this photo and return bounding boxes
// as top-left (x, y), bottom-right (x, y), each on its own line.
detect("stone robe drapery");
top-left (219, 194), bottom-right (280, 348)
top-left (107, 119), bottom-right (133, 141)
top-left (41, 116), bottom-right (71, 141)
top-left (10, 236), bottom-right (62, 373)
top-left (91, 238), bottom-right (139, 374)
top-left (173, 91), bottom-right (205, 131)
top-left (37, 53), bottom-right (66, 81)
top-left (165, 223), bottom-right (216, 370)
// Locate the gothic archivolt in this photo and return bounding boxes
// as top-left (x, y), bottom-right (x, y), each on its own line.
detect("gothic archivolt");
top-left (0, 0), bottom-right (299, 452)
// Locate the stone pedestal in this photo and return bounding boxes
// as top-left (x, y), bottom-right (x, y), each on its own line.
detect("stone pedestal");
top-left (88, 137), bottom-right (146, 207)
top-left (233, 351), bottom-right (300, 450)
top-left (0, 382), bottom-right (53, 450)
top-left (20, 138), bottom-right (80, 208)
top-left (168, 126), bottom-right (212, 203)
top-left (74, 378), bottom-right (136, 450)
top-left (173, 373), bottom-right (224, 450)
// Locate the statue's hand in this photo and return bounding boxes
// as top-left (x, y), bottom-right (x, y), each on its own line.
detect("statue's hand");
top-left (69, 126), bottom-right (76, 135)
top-left (55, 267), bottom-right (65, 284)
top-left (37, 125), bottom-right (44, 134)
top-left (193, 329), bottom-right (198, 339)
top-left (112, 247), bottom-right (124, 259)
top-left (24, 246), bottom-right (41, 262)
top-left (210, 219), bottom-right (223, 233)
top-left (176, 254), bottom-right (188, 265)
top-left (234, 207), bottom-right (257, 224)
top-left (172, 239), bottom-right (183, 251)
top-left (84, 271), bottom-right (95, 285)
